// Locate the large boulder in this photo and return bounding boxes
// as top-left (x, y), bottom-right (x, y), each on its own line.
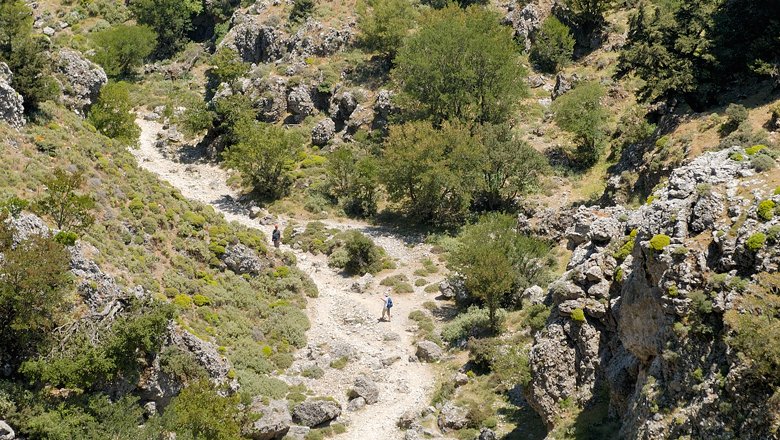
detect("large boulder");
top-left (0, 63), bottom-right (25, 128)
top-left (287, 85), bottom-right (316, 122)
top-left (221, 243), bottom-right (266, 275)
top-left (348, 375), bottom-right (379, 405)
top-left (438, 276), bottom-right (468, 304)
top-left (415, 340), bottom-right (443, 363)
top-left (292, 400), bottom-right (341, 427)
top-left (243, 398), bottom-right (292, 440)
top-left (0, 421), bottom-right (14, 440)
top-left (437, 401), bottom-right (469, 432)
top-left (329, 90), bottom-right (357, 124)
top-left (311, 118), bottom-right (336, 146)
top-left (552, 72), bottom-right (580, 100)
top-left (503, 2), bottom-right (546, 51)
top-left (220, 14), bottom-right (286, 64)
top-left (237, 74), bottom-right (288, 123)
top-left (53, 49), bottom-right (107, 115)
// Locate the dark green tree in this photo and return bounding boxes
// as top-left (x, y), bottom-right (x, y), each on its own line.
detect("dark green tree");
top-left (88, 81), bottom-right (140, 144)
top-left (474, 123), bottom-right (549, 210)
top-left (0, 1), bottom-right (58, 112)
top-left (223, 119), bottom-right (303, 199)
top-left (161, 380), bottom-right (242, 440)
top-left (209, 48), bottom-right (249, 86)
top-left (449, 214), bottom-right (553, 330)
top-left (129, 0), bottom-right (202, 58)
top-left (356, 0), bottom-right (417, 58)
top-left (552, 81), bottom-right (608, 167)
top-left (530, 16), bottom-right (575, 73)
top-left (290, 0), bottom-right (315, 22)
top-left (326, 147), bottom-right (379, 217)
top-left (0, 225), bottom-right (71, 363)
top-left (91, 24), bottom-right (157, 78)
top-left (380, 121), bottom-right (479, 224)
top-left (393, 5), bottom-right (526, 125)
top-left (37, 169), bottom-right (96, 234)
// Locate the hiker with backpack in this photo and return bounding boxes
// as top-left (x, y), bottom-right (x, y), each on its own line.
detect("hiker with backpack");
top-left (380, 293), bottom-right (393, 322)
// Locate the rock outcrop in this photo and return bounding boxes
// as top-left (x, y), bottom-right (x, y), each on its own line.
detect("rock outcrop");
top-left (437, 401), bottom-right (469, 432)
top-left (525, 147), bottom-right (780, 438)
top-left (221, 243), bottom-right (266, 275)
top-left (0, 63), bottom-right (25, 128)
top-left (243, 398), bottom-right (292, 440)
top-left (415, 340), bottom-right (443, 362)
top-left (53, 49), bottom-right (107, 115)
top-left (0, 421), bottom-right (13, 440)
top-left (348, 375), bottom-right (379, 405)
top-left (292, 400), bottom-right (341, 427)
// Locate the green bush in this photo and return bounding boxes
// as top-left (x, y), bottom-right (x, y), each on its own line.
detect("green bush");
top-left (775, 186), bottom-right (780, 195)
top-left (161, 380), bottom-right (242, 439)
top-left (524, 304), bottom-right (550, 332)
top-left (720, 104), bottom-right (748, 136)
top-left (746, 233), bottom-right (766, 252)
top-left (745, 144), bottom-right (767, 155)
top-left (751, 154), bottom-right (776, 172)
top-left (91, 24), bottom-right (157, 78)
top-left (530, 16), bottom-right (575, 73)
top-left (36, 168), bottom-right (95, 233)
top-left (88, 81), bottom-right (140, 144)
top-left (173, 294), bottom-right (193, 308)
top-left (290, 0), bottom-right (315, 22)
top-left (223, 119), bottom-right (303, 200)
top-left (649, 234), bottom-right (671, 251)
top-left (129, 0), bottom-right (202, 57)
top-left (442, 306), bottom-right (502, 344)
top-left (730, 152), bottom-right (745, 161)
top-left (571, 308), bottom-right (586, 322)
top-left (552, 81), bottom-right (608, 168)
top-left (613, 229), bottom-right (638, 261)
top-left (343, 231), bottom-right (384, 275)
top-left (356, 0), bottom-right (417, 57)
top-left (757, 200), bottom-right (776, 221)
top-left (193, 294), bottom-right (211, 306)
top-left (54, 231), bottom-right (78, 246)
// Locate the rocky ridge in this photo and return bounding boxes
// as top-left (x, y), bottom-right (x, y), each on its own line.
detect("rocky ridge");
top-left (522, 147), bottom-right (780, 438)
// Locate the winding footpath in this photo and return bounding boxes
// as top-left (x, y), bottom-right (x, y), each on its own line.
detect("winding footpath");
top-left (132, 119), bottom-right (442, 439)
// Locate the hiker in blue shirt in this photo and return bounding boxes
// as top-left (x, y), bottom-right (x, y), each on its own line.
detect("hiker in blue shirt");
top-left (380, 293), bottom-right (393, 322)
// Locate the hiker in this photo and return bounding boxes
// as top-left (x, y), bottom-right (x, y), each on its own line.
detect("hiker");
top-left (272, 225), bottom-right (281, 248)
top-left (380, 293), bottom-right (393, 322)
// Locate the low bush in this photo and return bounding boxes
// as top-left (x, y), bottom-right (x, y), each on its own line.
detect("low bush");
top-left (649, 234), bottom-right (671, 251)
top-left (441, 306), bottom-right (503, 345)
top-left (746, 233), bottom-right (766, 252)
top-left (342, 231), bottom-right (384, 275)
top-left (751, 154), bottom-right (776, 172)
top-left (757, 200), bottom-right (776, 221)
top-left (571, 308), bottom-right (586, 322)
top-left (745, 144), bottom-right (767, 156)
top-left (524, 303), bottom-right (550, 332)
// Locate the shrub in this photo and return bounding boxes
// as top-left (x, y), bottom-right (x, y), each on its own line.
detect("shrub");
top-left (757, 200), bottom-right (776, 221)
top-left (441, 306), bottom-right (502, 344)
top-left (173, 294), bottom-right (193, 308)
top-left (161, 380), bottom-right (241, 439)
top-left (88, 81), bottom-right (140, 144)
top-left (649, 234), bottom-right (671, 251)
top-left (329, 357), bottom-right (349, 369)
top-left (524, 304), bottom-right (550, 332)
top-left (751, 154), bottom-right (776, 172)
top-left (775, 186), bottom-right (780, 195)
top-left (768, 225), bottom-right (780, 244)
top-left (53, 231), bottom-right (79, 246)
top-left (192, 294), bottom-right (211, 306)
top-left (613, 229), bottom-right (638, 261)
top-left (343, 231), bottom-right (384, 275)
top-left (290, 0), bottom-right (314, 22)
top-left (730, 152), bottom-right (745, 161)
top-left (720, 104), bottom-right (748, 136)
top-left (746, 233), bottom-right (766, 252)
top-left (745, 144), bottom-right (767, 156)
top-left (36, 168), bottom-right (95, 233)
top-left (91, 24), bottom-right (157, 78)
top-left (530, 16), bottom-right (575, 73)
top-left (0, 196), bottom-right (28, 216)
top-left (571, 308), bottom-right (586, 322)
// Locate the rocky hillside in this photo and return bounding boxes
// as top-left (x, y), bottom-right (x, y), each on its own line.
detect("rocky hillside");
top-left (1, 0), bottom-right (779, 439)
top-left (524, 148), bottom-right (780, 438)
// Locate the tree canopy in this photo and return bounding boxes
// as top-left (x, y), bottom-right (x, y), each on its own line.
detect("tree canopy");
top-left (393, 5), bottom-right (526, 126)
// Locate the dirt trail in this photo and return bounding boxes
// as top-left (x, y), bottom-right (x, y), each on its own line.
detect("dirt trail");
top-left (132, 119), bottom-right (442, 439)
